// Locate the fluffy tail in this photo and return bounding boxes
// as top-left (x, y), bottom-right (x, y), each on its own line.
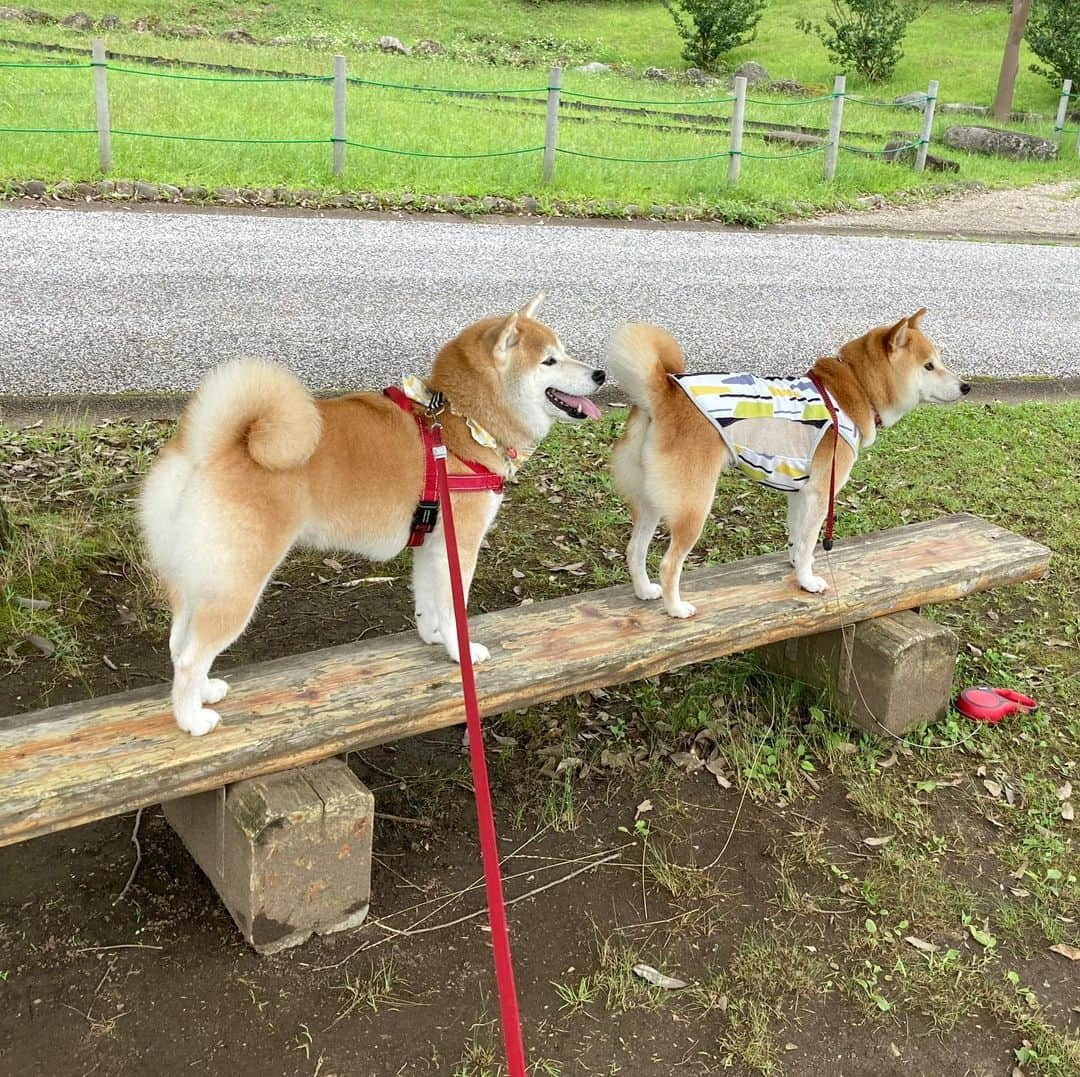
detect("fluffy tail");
top-left (606, 323), bottom-right (685, 415)
top-left (181, 359), bottom-right (322, 471)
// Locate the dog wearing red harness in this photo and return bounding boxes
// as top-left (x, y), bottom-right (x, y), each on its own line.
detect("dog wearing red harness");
top-left (140, 294), bottom-right (605, 735)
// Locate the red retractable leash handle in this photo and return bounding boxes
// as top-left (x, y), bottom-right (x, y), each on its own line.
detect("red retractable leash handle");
top-left (431, 425), bottom-right (528, 1077)
top-left (956, 686), bottom-right (1038, 724)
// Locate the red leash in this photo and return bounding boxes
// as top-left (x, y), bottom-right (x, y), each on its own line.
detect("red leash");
top-left (430, 423), bottom-right (528, 1077)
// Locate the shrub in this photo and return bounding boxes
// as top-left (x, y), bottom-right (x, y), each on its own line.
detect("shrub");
top-left (797, 0), bottom-right (925, 83)
top-left (662, 0), bottom-right (767, 71)
top-left (1026, 0), bottom-right (1080, 88)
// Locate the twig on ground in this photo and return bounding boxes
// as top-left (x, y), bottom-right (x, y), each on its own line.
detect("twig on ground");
top-left (112, 807), bottom-right (144, 905)
top-left (374, 812), bottom-right (433, 828)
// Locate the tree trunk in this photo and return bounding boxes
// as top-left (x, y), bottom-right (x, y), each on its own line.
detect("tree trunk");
top-left (993, 0), bottom-right (1034, 122)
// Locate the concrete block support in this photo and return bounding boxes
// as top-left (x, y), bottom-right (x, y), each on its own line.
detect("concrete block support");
top-left (757, 610), bottom-right (958, 736)
top-left (163, 757), bottom-right (374, 954)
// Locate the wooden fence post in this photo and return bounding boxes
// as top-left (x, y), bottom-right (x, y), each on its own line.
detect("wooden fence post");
top-left (727, 75), bottom-right (747, 186)
top-left (91, 38), bottom-right (112, 173)
top-left (915, 78), bottom-right (939, 172)
top-left (543, 66), bottom-right (562, 184)
top-left (1054, 79), bottom-right (1072, 145)
top-left (823, 74), bottom-right (845, 181)
top-left (332, 54), bottom-right (346, 176)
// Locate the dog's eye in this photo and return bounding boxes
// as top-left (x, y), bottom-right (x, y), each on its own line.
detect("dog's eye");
top-left (542, 356), bottom-right (557, 366)
top-left (924, 361), bottom-right (935, 371)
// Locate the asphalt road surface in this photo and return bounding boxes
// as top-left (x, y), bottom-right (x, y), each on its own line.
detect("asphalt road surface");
top-left (2, 205), bottom-right (1078, 395)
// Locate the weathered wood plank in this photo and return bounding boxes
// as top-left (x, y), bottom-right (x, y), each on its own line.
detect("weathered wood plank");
top-left (0, 515), bottom-right (1050, 847)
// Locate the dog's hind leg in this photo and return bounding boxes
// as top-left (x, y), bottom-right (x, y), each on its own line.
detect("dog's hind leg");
top-left (612, 409), bottom-right (663, 601)
top-left (627, 502), bottom-right (662, 601)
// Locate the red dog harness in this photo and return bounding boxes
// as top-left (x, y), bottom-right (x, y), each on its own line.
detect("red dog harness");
top-left (384, 386), bottom-right (505, 547)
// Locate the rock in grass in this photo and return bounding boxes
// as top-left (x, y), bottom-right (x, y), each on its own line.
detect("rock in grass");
top-left (24, 179), bottom-right (46, 198)
top-left (893, 92), bottom-right (928, 110)
top-left (883, 139), bottom-right (960, 172)
top-left (574, 61), bottom-right (611, 75)
top-left (219, 28), bottom-right (257, 45)
top-left (134, 181), bottom-right (158, 201)
top-left (684, 67), bottom-right (719, 85)
top-left (172, 25), bottom-right (210, 39)
top-left (0, 8), bottom-right (24, 21)
top-left (22, 9), bottom-right (56, 25)
top-left (940, 102), bottom-right (989, 117)
top-left (944, 125), bottom-right (1057, 161)
top-left (100, 13), bottom-right (120, 29)
top-left (643, 67), bottom-right (669, 82)
top-left (414, 39), bottom-right (444, 56)
top-left (734, 61), bottom-right (769, 86)
top-left (378, 35), bottom-right (410, 56)
top-left (60, 11), bottom-right (94, 30)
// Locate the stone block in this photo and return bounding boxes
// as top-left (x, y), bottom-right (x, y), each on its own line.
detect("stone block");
top-left (757, 610), bottom-right (957, 736)
top-left (163, 758), bottom-right (374, 954)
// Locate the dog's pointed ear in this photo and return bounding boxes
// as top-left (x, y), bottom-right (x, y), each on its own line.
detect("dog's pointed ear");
top-left (908, 307), bottom-right (928, 330)
top-left (518, 291), bottom-right (545, 320)
top-left (886, 316), bottom-right (910, 354)
top-left (493, 314), bottom-right (521, 364)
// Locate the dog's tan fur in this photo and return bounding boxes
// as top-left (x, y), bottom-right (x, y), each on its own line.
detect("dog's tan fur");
top-left (141, 296), bottom-right (604, 735)
top-left (609, 311), bottom-right (969, 617)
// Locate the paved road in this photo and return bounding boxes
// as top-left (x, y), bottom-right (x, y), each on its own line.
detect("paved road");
top-left (2, 205), bottom-right (1078, 395)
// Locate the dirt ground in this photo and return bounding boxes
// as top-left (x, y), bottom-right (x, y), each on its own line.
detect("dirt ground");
top-left (1, 414), bottom-right (1077, 1077)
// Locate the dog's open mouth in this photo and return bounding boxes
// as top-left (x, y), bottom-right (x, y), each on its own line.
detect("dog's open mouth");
top-left (546, 388), bottom-right (602, 420)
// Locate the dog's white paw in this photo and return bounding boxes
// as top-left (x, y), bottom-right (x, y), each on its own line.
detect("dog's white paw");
top-left (635, 582), bottom-right (663, 601)
top-left (787, 544), bottom-right (797, 567)
top-left (468, 642), bottom-right (491, 664)
top-left (666, 600), bottom-right (697, 619)
top-left (201, 678), bottom-right (229, 705)
top-left (177, 707), bottom-right (221, 737)
top-left (798, 574), bottom-right (829, 594)
top-left (415, 614), bottom-right (443, 645)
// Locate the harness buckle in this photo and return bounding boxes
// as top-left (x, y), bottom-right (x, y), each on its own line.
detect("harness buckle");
top-left (412, 500), bottom-right (440, 535)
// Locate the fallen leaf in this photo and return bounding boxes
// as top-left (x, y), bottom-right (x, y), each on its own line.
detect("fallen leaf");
top-left (704, 754), bottom-right (732, 788)
top-left (600, 748), bottom-right (631, 770)
top-left (836, 742), bottom-right (858, 755)
top-left (102, 654), bottom-right (118, 671)
top-left (1049, 943), bottom-right (1080, 961)
top-left (876, 751), bottom-right (898, 769)
top-left (890, 1043), bottom-right (902, 1059)
top-left (541, 560), bottom-right (586, 575)
top-left (966, 642), bottom-right (983, 657)
top-left (1057, 782), bottom-right (1073, 802)
top-left (322, 557), bottom-right (343, 573)
top-left (863, 836), bottom-right (893, 847)
top-left (632, 964), bottom-right (686, 990)
top-left (26, 634), bottom-right (55, 658)
top-left (492, 734), bottom-right (517, 748)
top-left (670, 751), bottom-right (705, 774)
top-left (555, 757), bottom-right (582, 775)
top-left (983, 779), bottom-right (1004, 800)
top-left (635, 799), bottom-right (653, 819)
top-left (1062, 801), bottom-right (1075, 822)
top-left (511, 568), bottom-right (525, 579)
top-left (904, 935), bottom-right (939, 954)
top-left (16, 596), bottom-right (51, 611)
top-left (968, 924), bottom-right (997, 949)
top-left (1009, 887), bottom-right (1031, 899)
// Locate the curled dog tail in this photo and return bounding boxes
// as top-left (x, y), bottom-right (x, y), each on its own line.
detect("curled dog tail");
top-left (606, 323), bottom-right (685, 416)
top-left (183, 359), bottom-right (322, 471)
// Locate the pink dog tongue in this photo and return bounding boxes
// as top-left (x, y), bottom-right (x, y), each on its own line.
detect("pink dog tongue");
top-left (553, 391), bottom-right (602, 419)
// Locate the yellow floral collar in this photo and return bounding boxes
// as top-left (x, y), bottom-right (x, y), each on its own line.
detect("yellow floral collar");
top-left (400, 376), bottom-right (534, 480)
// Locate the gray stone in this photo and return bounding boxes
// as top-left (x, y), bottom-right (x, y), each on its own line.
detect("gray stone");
top-left (94, 179), bottom-right (115, 195)
top-left (160, 183), bottom-right (180, 200)
top-left (255, 187), bottom-right (275, 204)
top-left (893, 91), bottom-right (929, 110)
top-left (519, 195), bottom-right (541, 213)
top-left (479, 195), bottom-right (499, 212)
top-left (219, 28), bottom-right (256, 45)
top-left (643, 67), bottom-right (669, 82)
top-left (684, 67), bottom-right (718, 86)
top-left (52, 180), bottom-right (76, 199)
top-left (266, 35), bottom-right (293, 47)
top-left (75, 181), bottom-right (96, 199)
top-left (944, 125), bottom-right (1057, 162)
top-left (99, 13), bottom-right (120, 29)
top-left (574, 61), bottom-right (611, 75)
top-left (734, 61), bottom-right (769, 86)
top-left (768, 78), bottom-right (808, 96)
top-left (331, 193), bottom-right (355, 207)
top-left (940, 102), bottom-right (989, 116)
top-left (172, 25), bottom-right (210, 39)
top-left (358, 192), bottom-right (379, 209)
top-left (757, 609), bottom-right (958, 736)
top-left (882, 139), bottom-right (960, 173)
top-left (414, 39), bottom-right (444, 56)
top-left (181, 184), bottom-right (207, 200)
top-left (23, 179), bottom-right (46, 198)
top-left (213, 186), bottom-right (240, 203)
top-left (113, 179), bottom-right (133, 196)
top-left (294, 187), bottom-right (319, 204)
top-left (378, 34), bottom-right (410, 56)
top-left (649, 203), bottom-right (666, 218)
top-left (623, 203), bottom-right (639, 216)
top-left (23, 9), bottom-right (55, 24)
top-left (0, 8), bottom-right (24, 21)
top-left (855, 193), bottom-right (886, 208)
top-left (133, 180), bottom-right (158, 200)
top-left (60, 11), bottom-right (93, 30)
top-left (763, 129), bottom-right (823, 148)
top-left (163, 759), bottom-right (374, 954)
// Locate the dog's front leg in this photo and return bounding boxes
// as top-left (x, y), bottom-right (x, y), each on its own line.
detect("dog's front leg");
top-left (787, 489), bottom-right (829, 593)
top-left (411, 529), bottom-right (491, 665)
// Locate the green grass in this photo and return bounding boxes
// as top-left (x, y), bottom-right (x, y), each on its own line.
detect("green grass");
top-left (1, 1), bottom-right (1079, 222)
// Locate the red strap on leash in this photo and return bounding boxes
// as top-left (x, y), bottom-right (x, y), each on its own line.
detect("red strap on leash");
top-left (431, 422), bottom-right (528, 1077)
top-left (806, 372), bottom-right (839, 552)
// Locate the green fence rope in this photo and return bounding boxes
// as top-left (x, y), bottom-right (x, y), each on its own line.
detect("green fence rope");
top-left (738, 142), bottom-right (829, 160)
top-left (349, 77), bottom-right (545, 95)
top-left (345, 139), bottom-right (543, 158)
top-left (0, 61), bottom-right (90, 69)
top-left (0, 125), bottom-right (95, 134)
top-left (107, 65), bottom-right (331, 83)
top-left (557, 146), bottom-right (731, 163)
top-left (111, 128), bottom-right (328, 144)
top-left (744, 93), bottom-right (836, 105)
top-left (842, 138), bottom-right (925, 157)
top-left (560, 89), bottom-right (734, 106)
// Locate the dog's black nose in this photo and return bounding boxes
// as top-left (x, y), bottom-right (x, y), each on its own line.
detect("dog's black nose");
top-left (592, 369), bottom-right (606, 385)
top-left (960, 382), bottom-right (971, 395)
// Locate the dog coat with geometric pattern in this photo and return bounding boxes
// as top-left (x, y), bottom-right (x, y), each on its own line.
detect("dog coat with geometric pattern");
top-left (669, 372), bottom-right (861, 493)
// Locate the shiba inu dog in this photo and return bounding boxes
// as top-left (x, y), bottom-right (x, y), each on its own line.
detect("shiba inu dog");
top-left (141, 295), bottom-right (604, 736)
top-left (608, 310), bottom-right (969, 617)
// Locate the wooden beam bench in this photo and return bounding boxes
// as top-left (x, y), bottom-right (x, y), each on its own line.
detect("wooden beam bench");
top-left (0, 514), bottom-right (1050, 950)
